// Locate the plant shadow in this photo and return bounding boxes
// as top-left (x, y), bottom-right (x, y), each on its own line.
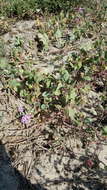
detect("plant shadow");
top-left (0, 140), bottom-right (107, 190)
top-left (0, 140), bottom-right (47, 190)
top-left (33, 149), bottom-right (107, 190)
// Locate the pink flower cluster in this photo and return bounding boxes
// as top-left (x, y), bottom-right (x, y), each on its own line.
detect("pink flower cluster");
top-left (21, 114), bottom-right (31, 124)
top-left (18, 106), bottom-right (31, 124)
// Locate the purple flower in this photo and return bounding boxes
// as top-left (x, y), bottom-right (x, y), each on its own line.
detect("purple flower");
top-left (18, 106), bottom-right (24, 113)
top-left (21, 114), bottom-right (31, 124)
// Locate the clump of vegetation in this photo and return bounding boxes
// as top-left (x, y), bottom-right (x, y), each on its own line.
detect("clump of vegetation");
top-left (0, 0), bottom-right (106, 18)
top-left (0, 0), bottom-right (107, 141)
top-left (0, 0), bottom-right (72, 17)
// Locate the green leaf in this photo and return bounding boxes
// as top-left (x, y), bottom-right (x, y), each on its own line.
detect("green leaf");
top-left (61, 69), bottom-right (70, 82)
top-left (84, 117), bottom-right (93, 124)
top-left (65, 106), bottom-right (77, 121)
top-left (69, 88), bottom-right (77, 101)
top-left (0, 58), bottom-right (8, 69)
top-left (69, 32), bottom-right (75, 42)
top-left (55, 105), bottom-right (62, 110)
top-left (41, 104), bottom-right (47, 110)
top-left (66, 88), bottom-right (77, 103)
top-left (83, 76), bottom-right (91, 81)
top-left (77, 61), bottom-right (82, 70)
top-left (54, 89), bottom-right (60, 96)
top-left (42, 91), bottom-right (50, 97)
top-left (46, 79), bottom-right (51, 88)
top-left (55, 28), bottom-right (62, 39)
top-left (68, 107), bottom-right (77, 121)
top-left (79, 38), bottom-right (93, 51)
top-left (54, 82), bottom-right (62, 96)
top-left (20, 89), bottom-right (27, 97)
top-left (38, 33), bottom-right (49, 51)
top-left (9, 79), bottom-right (21, 91)
top-left (102, 126), bottom-right (107, 135)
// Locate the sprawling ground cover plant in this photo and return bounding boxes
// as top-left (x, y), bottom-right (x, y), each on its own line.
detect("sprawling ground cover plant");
top-left (0, 0), bottom-right (107, 141)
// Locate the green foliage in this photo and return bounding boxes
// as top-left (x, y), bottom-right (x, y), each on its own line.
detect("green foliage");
top-left (1, 0), bottom-right (106, 17)
top-left (35, 0), bottom-right (72, 12)
top-left (9, 79), bottom-right (21, 91)
top-left (0, 0), bottom-right (36, 17)
top-left (0, 0), bottom-right (73, 17)
top-left (0, 0), bottom-right (106, 141)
